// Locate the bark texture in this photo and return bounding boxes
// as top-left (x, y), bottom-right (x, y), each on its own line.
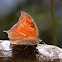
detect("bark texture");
top-left (36, 44), bottom-right (62, 62)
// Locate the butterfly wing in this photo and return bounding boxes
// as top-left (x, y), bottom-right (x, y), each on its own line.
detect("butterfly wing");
top-left (10, 37), bottom-right (40, 45)
top-left (5, 11), bottom-right (39, 40)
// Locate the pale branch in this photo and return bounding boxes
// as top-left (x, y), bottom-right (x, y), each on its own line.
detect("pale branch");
top-left (36, 44), bottom-right (62, 62)
top-left (0, 40), bottom-right (62, 62)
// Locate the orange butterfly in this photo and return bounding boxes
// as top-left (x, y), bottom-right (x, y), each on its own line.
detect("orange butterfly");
top-left (4, 11), bottom-right (41, 45)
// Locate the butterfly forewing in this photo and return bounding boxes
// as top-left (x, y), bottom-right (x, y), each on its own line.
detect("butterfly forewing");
top-left (6, 11), bottom-right (39, 40)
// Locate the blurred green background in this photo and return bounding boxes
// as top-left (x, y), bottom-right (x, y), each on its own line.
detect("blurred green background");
top-left (0, 0), bottom-right (62, 47)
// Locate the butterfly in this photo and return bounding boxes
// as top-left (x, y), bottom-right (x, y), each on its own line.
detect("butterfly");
top-left (4, 11), bottom-right (42, 45)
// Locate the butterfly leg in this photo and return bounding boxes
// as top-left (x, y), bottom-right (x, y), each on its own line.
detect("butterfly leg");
top-left (39, 40), bottom-right (46, 44)
top-left (23, 45), bottom-right (29, 50)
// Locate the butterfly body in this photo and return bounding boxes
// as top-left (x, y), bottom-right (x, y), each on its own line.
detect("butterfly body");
top-left (4, 11), bottom-right (40, 45)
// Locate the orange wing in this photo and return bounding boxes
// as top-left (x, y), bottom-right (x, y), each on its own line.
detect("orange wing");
top-left (4, 11), bottom-right (39, 40)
